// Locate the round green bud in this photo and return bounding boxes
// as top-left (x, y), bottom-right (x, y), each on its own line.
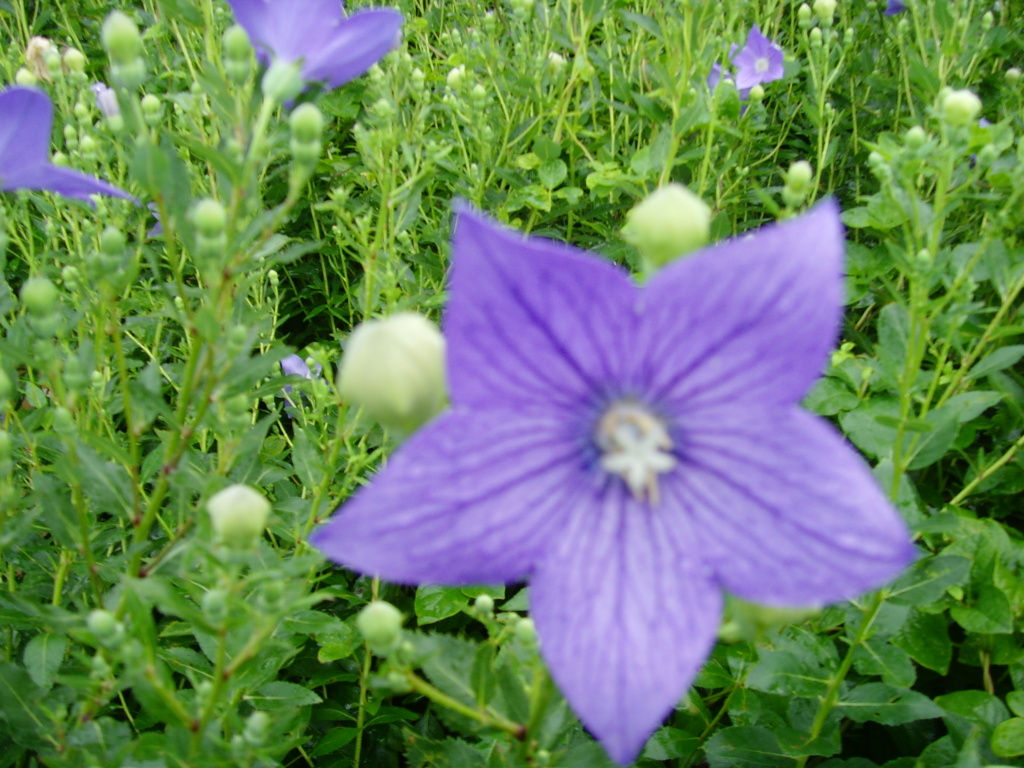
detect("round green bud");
top-left (786, 160), bottom-right (814, 191)
top-left (810, 27), bottom-right (823, 47)
top-left (338, 312), bottom-right (447, 434)
top-left (206, 483), bottom-right (271, 547)
top-left (812, 0), bottom-right (836, 25)
top-left (15, 68), bottom-right (38, 86)
top-left (100, 226), bottom-right (127, 257)
top-left (141, 93), bottom-right (161, 118)
top-left (748, 83), bottom-right (765, 102)
top-left (620, 183), bottom-right (712, 268)
top-left (473, 594), bottom-right (494, 615)
top-left (223, 24), bottom-right (252, 61)
top-left (904, 125), bottom-right (927, 148)
top-left (44, 47), bottom-right (62, 78)
top-left (797, 3), bottom-right (813, 27)
top-left (1006, 67), bottom-right (1021, 85)
top-left (471, 83), bottom-right (487, 103)
top-left (356, 601), bottom-right (404, 654)
top-left (546, 51), bottom-right (567, 75)
top-left (243, 711), bottom-right (270, 747)
top-left (514, 617), bottom-right (537, 646)
top-left (941, 89), bottom-right (982, 128)
top-left (976, 144), bottom-right (998, 167)
top-left (102, 11), bottom-right (142, 64)
top-left (78, 134), bottom-right (98, 157)
top-left (289, 103), bottom-right (325, 144)
top-left (87, 609), bottom-right (119, 639)
top-left (20, 277), bottom-right (59, 316)
top-left (981, 11), bottom-right (993, 29)
top-left (446, 65), bottom-right (466, 91)
top-left (192, 198), bottom-right (227, 237)
top-left (63, 47), bottom-right (86, 73)
top-left (261, 59), bottom-right (303, 104)
top-left (53, 407), bottom-right (76, 437)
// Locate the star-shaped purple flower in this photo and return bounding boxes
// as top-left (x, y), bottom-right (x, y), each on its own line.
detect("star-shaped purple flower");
top-left (280, 353), bottom-right (323, 412)
top-left (731, 25), bottom-right (784, 91)
top-left (0, 87), bottom-right (134, 203)
top-left (311, 202), bottom-right (914, 764)
top-left (223, 0), bottom-right (402, 90)
top-left (885, 0), bottom-right (907, 14)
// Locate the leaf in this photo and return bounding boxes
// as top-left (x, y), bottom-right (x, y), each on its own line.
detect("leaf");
top-left (967, 345), bottom-right (1024, 380)
top-left (746, 649), bottom-right (830, 698)
top-left (415, 585), bottom-right (469, 625)
top-left (892, 609), bottom-right (952, 674)
top-left (23, 633), bottom-right (66, 690)
top-left (705, 726), bottom-right (792, 768)
top-left (992, 717), bottom-right (1024, 757)
top-left (0, 663), bottom-right (44, 748)
top-left (852, 636), bottom-right (916, 688)
top-left (838, 683), bottom-right (943, 725)
top-left (538, 159), bottom-right (567, 190)
top-left (950, 583), bottom-right (1014, 634)
top-left (642, 726), bottom-right (699, 760)
top-left (248, 682), bottom-right (322, 710)
top-left (887, 555), bottom-right (970, 606)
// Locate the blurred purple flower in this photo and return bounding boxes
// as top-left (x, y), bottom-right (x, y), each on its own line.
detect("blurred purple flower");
top-left (731, 25), bottom-right (784, 91)
top-left (90, 83), bottom-right (120, 118)
top-left (281, 354), bottom-right (322, 412)
top-left (311, 202), bottom-right (914, 763)
top-left (707, 61), bottom-right (751, 100)
top-left (224, 0), bottom-right (403, 90)
top-left (885, 0), bottom-right (907, 14)
top-left (0, 87), bottom-right (135, 203)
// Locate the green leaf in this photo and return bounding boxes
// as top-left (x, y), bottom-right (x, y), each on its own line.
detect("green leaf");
top-left (23, 632), bottom-right (66, 690)
top-left (1007, 692), bottom-right (1024, 718)
top-left (892, 609), bottom-right (952, 674)
top-left (309, 727), bottom-right (359, 757)
top-left (642, 726), bottom-right (699, 760)
top-left (538, 159), bottom-right (568, 190)
top-left (838, 683), bottom-right (943, 725)
top-left (415, 585), bottom-right (469, 625)
top-left (887, 555), bottom-right (970, 606)
top-left (705, 726), bottom-right (792, 767)
top-left (950, 583), bottom-right (1014, 634)
top-left (405, 734), bottom-right (488, 767)
top-left (967, 345), bottom-right (1024, 380)
top-left (470, 643), bottom-right (497, 706)
top-left (249, 681), bottom-right (322, 710)
top-left (992, 717), bottom-right (1024, 757)
top-left (852, 636), bottom-right (916, 688)
top-left (746, 649), bottom-right (830, 698)
top-left (804, 377), bottom-right (859, 416)
top-left (0, 663), bottom-right (44, 748)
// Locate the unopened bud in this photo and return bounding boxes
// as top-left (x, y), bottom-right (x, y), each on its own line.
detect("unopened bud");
top-left (339, 312), bottom-right (447, 434)
top-left (223, 24), bottom-right (251, 61)
top-left (446, 65), bottom-right (466, 91)
top-left (356, 601), bottom-right (403, 654)
top-left (813, 0), bottom-right (837, 26)
top-left (100, 226), bottom-right (127, 257)
top-left (1007, 67), bottom-right (1022, 85)
top-left (261, 59), bottom-right (303, 104)
top-left (192, 198), bottom-right (227, 237)
top-left (474, 595), bottom-right (494, 615)
top-left (63, 47), bottom-right (86, 73)
top-left (620, 183), bottom-right (711, 268)
top-left (20, 277), bottom-right (59, 316)
top-left (942, 89), bottom-right (982, 128)
top-left (206, 484), bottom-right (271, 547)
top-left (748, 83), bottom-right (765, 102)
top-left (514, 617), bottom-right (537, 646)
top-left (87, 609), bottom-right (120, 639)
top-left (141, 94), bottom-right (162, 126)
top-left (15, 68), bottom-right (38, 86)
top-left (797, 3), bottom-right (813, 28)
top-left (904, 125), bottom-right (927, 148)
top-left (102, 11), bottom-right (142, 64)
top-left (290, 103), bottom-right (324, 144)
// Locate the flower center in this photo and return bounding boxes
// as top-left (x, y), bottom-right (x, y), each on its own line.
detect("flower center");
top-left (755, 57), bottom-right (770, 73)
top-left (595, 400), bottom-right (676, 505)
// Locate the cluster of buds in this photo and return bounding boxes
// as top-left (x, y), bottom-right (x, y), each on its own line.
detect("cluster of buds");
top-left (289, 103), bottom-right (326, 175)
top-left (101, 11), bottom-right (146, 90)
top-left (191, 198), bottom-right (228, 274)
top-left (781, 160), bottom-right (815, 208)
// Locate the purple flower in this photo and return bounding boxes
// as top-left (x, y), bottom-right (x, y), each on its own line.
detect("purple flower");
top-left (311, 202), bottom-right (914, 764)
top-left (224, 0), bottom-right (403, 90)
top-left (731, 25), bottom-right (784, 91)
top-left (90, 83), bottom-right (120, 118)
top-left (280, 354), bottom-right (322, 412)
top-left (885, 0), bottom-right (907, 14)
top-left (0, 87), bottom-right (134, 203)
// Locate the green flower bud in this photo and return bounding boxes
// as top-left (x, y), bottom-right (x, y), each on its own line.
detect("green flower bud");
top-left (546, 51), bottom-right (567, 75)
top-left (514, 617), bottom-right (537, 646)
top-left (53, 407), bottom-right (76, 437)
top-left (941, 89), bottom-right (982, 128)
top-left (290, 103), bottom-right (325, 144)
top-left (206, 483), bottom-right (271, 548)
top-left (102, 11), bottom-right (142, 65)
top-left (44, 47), bottom-right (63, 79)
top-left (243, 711), bottom-right (270, 747)
top-left (797, 3), bottom-right (813, 28)
top-left (812, 0), bottom-right (836, 26)
top-left (87, 609), bottom-right (120, 639)
top-left (786, 160), bottom-right (814, 191)
top-left (338, 312), bottom-right (447, 434)
top-left (1007, 67), bottom-right (1022, 85)
top-left (20, 277), bottom-right (59, 316)
top-left (356, 601), bottom-right (403, 654)
top-left (223, 24), bottom-right (252, 61)
top-left (140, 94), bottom-right (162, 126)
top-left (261, 59), bottom-right (303, 104)
top-left (63, 47), bottom-right (86, 73)
top-left (78, 134), bottom-right (98, 161)
top-left (473, 594), bottom-right (494, 615)
top-left (446, 65), bottom-right (466, 91)
top-left (620, 183), bottom-right (711, 269)
top-left (15, 68), bottom-right (38, 86)
top-left (100, 226), bottom-right (127, 257)
top-left (192, 198), bottom-right (227, 237)
top-left (904, 125), bottom-right (927, 148)
top-left (810, 26), bottom-right (823, 47)
top-left (748, 83), bottom-right (765, 102)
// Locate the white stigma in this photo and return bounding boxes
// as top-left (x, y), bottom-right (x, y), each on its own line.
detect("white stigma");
top-left (595, 401), bottom-right (676, 505)
top-left (755, 57), bottom-right (769, 73)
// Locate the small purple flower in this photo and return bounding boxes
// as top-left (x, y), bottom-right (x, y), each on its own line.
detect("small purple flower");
top-left (731, 25), bottom-right (784, 91)
top-left (311, 202), bottom-right (914, 763)
top-left (90, 83), bottom-right (120, 118)
top-left (280, 354), bottom-right (322, 411)
top-left (0, 87), bottom-right (134, 203)
top-left (885, 0), bottom-right (907, 14)
top-left (224, 0), bottom-right (403, 90)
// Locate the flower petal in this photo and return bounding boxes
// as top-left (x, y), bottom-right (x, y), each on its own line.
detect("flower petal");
top-left (530, 489), bottom-right (722, 765)
top-left (0, 87), bottom-right (52, 179)
top-left (6, 163), bottom-right (136, 203)
top-left (666, 405), bottom-right (915, 606)
top-left (304, 9), bottom-right (404, 88)
top-left (447, 204), bottom-right (638, 415)
top-left (638, 199), bottom-right (843, 412)
top-left (310, 407), bottom-right (588, 584)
